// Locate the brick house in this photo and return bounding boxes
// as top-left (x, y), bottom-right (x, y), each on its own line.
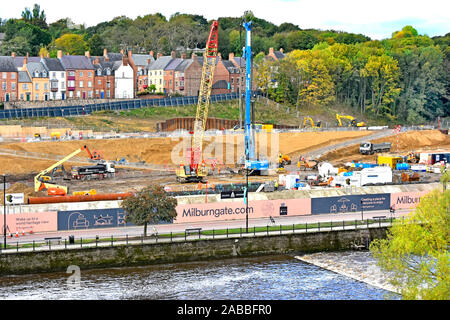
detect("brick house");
top-left (148, 53), bottom-right (174, 94)
top-left (174, 56), bottom-right (193, 95)
top-left (266, 47), bottom-right (286, 61)
top-left (58, 50), bottom-right (95, 99)
top-left (131, 51), bottom-right (155, 93)
top-left (183, 53), bottom-right (203, 96)
top-left (92, 58), bottom-right (115, 99)
top-left (163, 57), bottom-right (183, 95)
top-left (18, 70), bottom-right (32, 101)
top-left (0, 56), bottom-right (18, 102)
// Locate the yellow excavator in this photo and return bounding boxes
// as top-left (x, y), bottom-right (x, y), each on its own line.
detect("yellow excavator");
top-left (336, 114), bottom-right (366, 127)
top-left (302, 116), bottom-right (322, 129)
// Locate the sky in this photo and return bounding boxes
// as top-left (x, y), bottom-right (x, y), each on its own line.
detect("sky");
top-left (1, 0), bottom-right (449, 40)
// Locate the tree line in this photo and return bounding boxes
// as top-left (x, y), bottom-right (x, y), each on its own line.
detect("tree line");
top-left (256, 26), bottom-right (450, 124)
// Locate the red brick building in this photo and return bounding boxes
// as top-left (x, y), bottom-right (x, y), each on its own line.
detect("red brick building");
top-left (0, 56), bottom-right (18, 102)
top-left (59, 51), bottom-right (95, 99)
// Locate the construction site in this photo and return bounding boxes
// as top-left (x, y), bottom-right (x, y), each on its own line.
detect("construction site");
top-left (0, 20), bottom-right (448, 235)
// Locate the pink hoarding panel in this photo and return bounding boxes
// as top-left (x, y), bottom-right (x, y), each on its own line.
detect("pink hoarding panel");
top-left (175, 198), bottom-right (311, 224)
top-left (390, 191), bottom-right (432, 210)
top-left (0, 212), bottom-right (58, 234)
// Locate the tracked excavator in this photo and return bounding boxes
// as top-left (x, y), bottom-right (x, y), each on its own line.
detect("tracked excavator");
top-left (336, 114), bottom-right (366, 127)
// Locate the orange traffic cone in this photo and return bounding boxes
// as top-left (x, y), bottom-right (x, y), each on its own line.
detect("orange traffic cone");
top-left (29, 227), bottom-right (33, 234)
top-left (22, 230), bottom-right (25, 236)
top-left (15, 231), bottom-right (19, 237)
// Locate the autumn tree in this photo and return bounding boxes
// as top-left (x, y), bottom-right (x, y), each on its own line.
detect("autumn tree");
top-left (120, 185), bottom-right (177, 237)
top-left (370, 189), bottom-right (450, 300)
top-left (54, 33), bottom-right (88, 55)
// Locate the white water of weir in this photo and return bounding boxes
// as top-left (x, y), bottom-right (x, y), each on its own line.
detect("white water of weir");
top-left (295, 251), bottom-right (399, 294)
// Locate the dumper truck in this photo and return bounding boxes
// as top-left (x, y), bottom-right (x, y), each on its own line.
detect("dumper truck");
top-left (359, 142), bottom-right (391, 155)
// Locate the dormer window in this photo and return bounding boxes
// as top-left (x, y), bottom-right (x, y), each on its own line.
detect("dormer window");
top-left (106, 69), bottom-right (111, 76)
top-left (43, 72), bottom-right (47, 77)
top-left (34, 71), bottom-right (39, 77)
top-left (97, 69), bottom-right (102, 76)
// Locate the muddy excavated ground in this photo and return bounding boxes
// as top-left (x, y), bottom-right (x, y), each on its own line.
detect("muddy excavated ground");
top-left (0, 129), bottom-right (448, 200)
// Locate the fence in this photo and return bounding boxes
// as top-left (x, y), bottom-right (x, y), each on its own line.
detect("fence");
top-left (0, 216), bottom-right (395, 254)
top-left (0, 93), bottom-right (242, 120)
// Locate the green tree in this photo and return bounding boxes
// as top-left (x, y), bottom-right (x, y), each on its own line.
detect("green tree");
top-left (87, 34), bottom-right (105, 56)
top-left (120, 185), bottom-right (177, 237)
top-left (54, 33), bottom-right (88, 55)
top-left (370, 189), bottom-right (450, 300)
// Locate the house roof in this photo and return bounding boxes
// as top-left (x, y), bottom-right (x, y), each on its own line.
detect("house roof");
top-left (232, 57), bottom-right (246, 68)
top-left (164, 58), bottom-right (183, 71)
top-left (27, 62), bottom-right (49, 78)
top-left (60, 55), bottom-right (94, 70)
top-left (274, 51), bottom-right (286, 59)
top-left (132, 54), bottom-right (155, 66)
top-left (0, 56), bottom-right (18, 72)
top-left (174, 59), bottom-right (193, 72)
top-left (148, 56), bottom-right (173, 71)
top-left (12, 56), bottom-right (41, 68)
top-left (197, 56), bottom-right (219, 66)
top-left (42, 58), bottom-right (65, 71)
top-left (222, 60), bottom-right (240, 74)
top-left (93, 61), bottom-right (116, 75)
top-left (18, 71), bottom-right (31, 83)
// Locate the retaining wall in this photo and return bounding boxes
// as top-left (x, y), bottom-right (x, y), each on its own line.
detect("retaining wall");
top-left (0, 227), bottom-right (388, 275)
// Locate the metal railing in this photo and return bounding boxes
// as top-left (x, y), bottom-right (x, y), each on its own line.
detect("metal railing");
top-left (0, 216), bottom-right (396, 254)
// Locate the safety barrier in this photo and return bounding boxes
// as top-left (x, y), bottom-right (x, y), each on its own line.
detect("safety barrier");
top-left (0, 93), bottom-right (243, 120)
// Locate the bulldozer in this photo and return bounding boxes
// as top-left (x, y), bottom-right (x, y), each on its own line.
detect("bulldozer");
top-left (297, 156), bottom-right (319, 171)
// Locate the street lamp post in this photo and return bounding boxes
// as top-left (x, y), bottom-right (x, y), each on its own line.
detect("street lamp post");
top-left (360, 199), bottom-right (364, 221)
top-left (3, 175), bottom-right (6, 249)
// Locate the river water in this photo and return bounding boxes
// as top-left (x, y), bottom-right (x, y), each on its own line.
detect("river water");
top-left (0, 253), bottom-right (400, 300)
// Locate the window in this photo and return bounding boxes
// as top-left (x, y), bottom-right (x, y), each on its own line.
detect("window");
top-left (35, 71), bottom-right (39, 77)
top-left (106, 82), bottom-right (110, 89)
top-left (69, 71), bottom-right (75, 76)
top-left (20, 94), bottom-right (24, 100)
top-left (11, 73), bottom-right (16, 79)
top-left (122, 72), bottom-right (125, 78)
top-left (53, 72), bottom-right (56, 78)
top-left (43, 72), bottom-right (47, 77)
top-left (88, 72), bottom-right (92, 77)
top-left (76, 91), bottom-right (80, 98)
top-left (97, 70), bottom-right (101, 76)
top-left (79, 81), bottom-right (84, 88)
top-left (2, 73), bottom-right (6, 79)
top-left (61, 81), bottom-right (65, 89)
top-left (35, 83), bottom-right (39, 90)
top-left (95, 90), bottom-right (99, 95)
top-left (107, 90), bottom-right (110, 98)
top-left (88, 91), bottom-right (93, 98)
top-left (98, 79), bottom-right (101, 85)
top-left (159, 79), bottom-right (162, 84)
top-left (61, 72), bottom-right (65, 78)
top-left (23, 84), bottom-right (28, 90)
top-left (88, 81), bottom-right (92, 88)
top-left (35, 94), bottom-right (39, 100)
top-left (69, 91), bottom-right (73, 98)
top-left (11, 82), bottom-right (16, 90)
top-left (44, 83), bottom-right (48, 90)
top-left (80, 71), bottom-right (83, 77)
top-left (149, 72), bottom-right (152, 76)
top-left (106, 69), bottom-right (111, 76)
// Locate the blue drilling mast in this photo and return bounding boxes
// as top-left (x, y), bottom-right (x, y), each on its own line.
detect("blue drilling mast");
top-left (243, 21), bottom-right (269, 173)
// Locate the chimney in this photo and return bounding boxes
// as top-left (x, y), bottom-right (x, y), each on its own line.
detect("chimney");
top-left (40, 52), bottom-right (44, 59)
top-left (122, 56), bottom-right (128, 67)
top-left (46, 52), bottom-right (49, 58)
top-left (147, 58), bottom-right (151, 64)
top-left (218, 52), bottom-right (222, 61)
top-left (191, 53), bottom-right (197, 59)
top-left (57, 50), bottom-right (63, 59)
top-left (280, 48), bottom-right (284, 53)
top-left (181, 52), bottom-right (186, 60)
top-left (229, 52), bottom-right (234, 60)
top-left (23, 56), bottom-right (28, 67)
top-left (120, 49), bottom-right (124, 56)
top-left (85, 51), bottom-right (90, 58)
top-left (26, 52), bottom-right (29, 58)
top-left (11, 52), bottom-right (15, 58)
top-left (269, 47), bottom-right (274, 55)
top-left (94, 57), bottom-right (100, 65)
top-left (103, 48), bottom-right (108, 57)
top-left (149, 50), bottom-right (154, 58)
top-left (128, 50), bottom-right (132, 59)
top-left (171, 50), bottom-right (176, 59)
top-left (157, 52), bottom-right (163, 59)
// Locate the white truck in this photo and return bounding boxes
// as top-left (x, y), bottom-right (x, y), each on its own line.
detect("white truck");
top-left (359, 142), bottom-right (391, 155)
top-left (330, 166), bottom-right (392, 187)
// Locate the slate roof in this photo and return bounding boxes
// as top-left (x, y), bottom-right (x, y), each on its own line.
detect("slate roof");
top-left (27, 62), bottom-right (49, 78)
top-left (42, 58), bottom-right (65, 71)
top-left (222, 60), bottom-right (240, 74)
top-left (60, 55), bottom-right (94, 70)
top-left (232, 57), bottom-right (246, 68)
top-left (0, 56), bottom-right (18, 72)
top-left (12, 56), bottom-right (40, 68)
top-left (132, 54), bottom-right (155, 66)
top-left (93, 60), bottom-right (116, 76)
top-left (274, 51), bottom-right (286, 59)
top-left (164, 58), bottom-right (183, 71)
top-left (174, 59), bottom-right (193, 72)
top-left (148, 56), bottom-right (173, 71)
top-left (18, 71), bottom-right (31, 83)
top-left (197, 56), bottom-right (219, 66)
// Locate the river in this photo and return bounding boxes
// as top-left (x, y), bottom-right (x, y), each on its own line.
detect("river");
top-left (0, 253), bottom-right (400, 300)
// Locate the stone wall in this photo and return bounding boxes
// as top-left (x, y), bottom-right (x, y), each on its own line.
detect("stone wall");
top-left (0, 227), bottom-right (387, 275)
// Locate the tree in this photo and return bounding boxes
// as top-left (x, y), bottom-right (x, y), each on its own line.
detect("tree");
top-left (370, 189), bottom-right (450, 299)
top-left (21, 4), bottom-right (47, 29)
top-left (54, 33), bottom-right (88, 55)
top-left (88, 34), bottom-right (105, 56)
top-left (120, 185), bottom-right (177, 237)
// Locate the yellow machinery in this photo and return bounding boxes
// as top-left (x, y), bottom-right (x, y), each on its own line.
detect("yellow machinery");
top-left (72, 189), bottom-right (97, 196)
top-left (377, 155), bottom-right (403, 169)
top-left (297, 156), bottom-right (318, 171)
top-left (278, 153), bottom-right (291, 168)
top-left (303, 117), bottom-right (322, 129)
top-left (176, 20), bottom-right (218, 183)
top-left (51, 132), bottom-right (61, 140)
top-left (262, 124), bottom-right (273, 132)
top-left (336, 114), bottom-right (366, 127)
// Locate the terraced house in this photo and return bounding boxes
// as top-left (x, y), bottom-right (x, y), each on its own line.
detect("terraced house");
top-left (0, 56), bottom-right (18, 102)
top-left (92, 58), bottom-right (115, 99)
top-left (148, 52), bottom-right (174, 94)
top-left (23, 61), bottom-right (50, 101)
top-left (174, 55), bottom-right (194, 95)
top-left (163, 56), bottom-right (183, 95)
top-left (18, 70), bottom-right (32, 101)
top-left (41, 57), bottom-right (66, 100)
top-left (58, 51), bottom-right (95, 99)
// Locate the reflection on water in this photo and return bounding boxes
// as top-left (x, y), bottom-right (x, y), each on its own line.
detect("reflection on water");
top-left (0, 254), bottom-right (400, 300)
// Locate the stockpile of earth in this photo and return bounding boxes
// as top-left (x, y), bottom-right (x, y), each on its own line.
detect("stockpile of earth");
top-left (320, 130), bottom-right (450, 164)
top-left (0, 182), bottom-right (45, 204)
